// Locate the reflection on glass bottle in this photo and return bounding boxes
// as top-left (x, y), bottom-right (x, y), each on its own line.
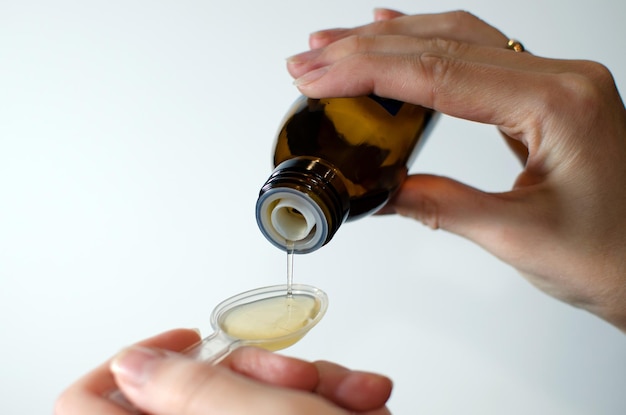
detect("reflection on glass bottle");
top-left (256, 95), bottom-right (438, 254)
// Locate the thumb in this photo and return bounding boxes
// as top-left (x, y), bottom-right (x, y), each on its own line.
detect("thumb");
top-left (383, 174), bottom-right (541, 266)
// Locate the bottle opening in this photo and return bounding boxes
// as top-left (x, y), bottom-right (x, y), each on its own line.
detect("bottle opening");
top-left (256, 157), bottom-right (350, 254)
top-left (256, 188), bottom-right (329, 254)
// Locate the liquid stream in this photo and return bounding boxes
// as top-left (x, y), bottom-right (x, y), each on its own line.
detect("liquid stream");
top-left (287, 241), bottom-right (294, 297)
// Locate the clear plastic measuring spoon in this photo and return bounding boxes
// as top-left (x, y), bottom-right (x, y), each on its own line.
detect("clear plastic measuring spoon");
top-left (109, 283), bottom-right (328, 412)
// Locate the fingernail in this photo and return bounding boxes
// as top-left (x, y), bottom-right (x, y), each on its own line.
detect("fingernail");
top-left (287, 48), bottom-right (322, 65)
top-left (373, 8), bottom-right (386, 21)
top-left (373, 8), bottom-right (402, 21)
top-left (293, 66), bottom-right (329, 87)
top-left (111, 346), bottom-right (166, 387)
top-left (309, 29), bottom-right (348, 49)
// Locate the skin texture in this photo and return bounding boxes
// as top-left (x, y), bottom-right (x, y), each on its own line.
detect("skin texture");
top-left (55, 9), bottom-right (626, 415)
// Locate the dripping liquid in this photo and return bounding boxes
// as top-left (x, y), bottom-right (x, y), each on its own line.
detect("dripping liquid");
top-left (286, 241), bottom-right (294, 297)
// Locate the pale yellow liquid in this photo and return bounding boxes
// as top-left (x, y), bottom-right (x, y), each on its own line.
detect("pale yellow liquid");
top-left (219, 294), bottom-right (320, 351)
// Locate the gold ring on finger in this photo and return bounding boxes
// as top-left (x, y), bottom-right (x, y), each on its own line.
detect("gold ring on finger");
top-left (506, 39), bottom-right (525, 52)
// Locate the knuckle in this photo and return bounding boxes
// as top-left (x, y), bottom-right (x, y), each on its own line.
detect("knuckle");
top-left (429, 37), bottom-right (470, 55)
top-left (334, 34), bottom-right (375, 55)
top-left (576, 60), bottom-right (616, 90)
top-left (411, 52), bottom-right (455, 107)
top-left (553, 70), bottom-right (607, 117)
top-left (441, 10), bottom-right (481, 31)
top-left (529, 65), bottom-right (614, 149)
top-left (341, 34), bottom-right (366, 52)
top-left (396, 195), bottom-right (441, 230)
top-left (369, 17), bottom-right (396, 34)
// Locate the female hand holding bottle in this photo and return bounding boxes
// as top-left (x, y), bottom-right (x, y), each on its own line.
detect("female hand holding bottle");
top-left (56, 9), bottom-right (626, 415)
top-left (289, 9), bottom-right (626, 332)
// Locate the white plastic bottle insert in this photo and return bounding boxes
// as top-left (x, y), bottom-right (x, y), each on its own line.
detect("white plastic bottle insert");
top-left (257, 188), bottom-right (329, 253)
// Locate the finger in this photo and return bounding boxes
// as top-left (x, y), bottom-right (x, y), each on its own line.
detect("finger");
top-left (291, 29), bottom-right (613, 82)
top-left (290, 37), bottom-right (607, 158)
top-left (305, 8), bottom-right (404, 52)
top-left (292, 48), bottom-right (548, 137)
top-left (223, 347), bottom-right (319, 391)
top-left (382, 170), bottom-right (626, 318)
top-left (111, 347), bottom-right (345, 415)
top-left (309, 10), bottom-right (508, 50)
top-left (306, 7), bottom-right (404, 49)
top-left (290, 28), bottom-right (613, 167)
top-left (55, 328), bottom-right (201, 415)
top-left (288, 34), bottom-right (563, 81)
top-left (226, 349), bottom-right (392, 412)
top-left (379, 174), bottom-right (544, 270)
top-left (313, 360), bottom-right (393, 412)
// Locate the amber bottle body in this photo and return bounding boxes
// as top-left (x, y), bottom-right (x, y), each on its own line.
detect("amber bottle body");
top-left (256, 95), bottom-right (437, 254)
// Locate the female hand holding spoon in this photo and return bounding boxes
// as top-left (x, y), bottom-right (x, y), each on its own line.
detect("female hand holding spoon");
top-left (109, 284), bottom-right (328, 413)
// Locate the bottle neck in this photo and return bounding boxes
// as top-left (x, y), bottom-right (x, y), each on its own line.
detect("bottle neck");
top-left (256, 157), bottom-right (350, 254)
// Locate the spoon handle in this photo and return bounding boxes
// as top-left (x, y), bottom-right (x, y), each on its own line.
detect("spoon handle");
top-left (182, 329), bottom-right (241, 362)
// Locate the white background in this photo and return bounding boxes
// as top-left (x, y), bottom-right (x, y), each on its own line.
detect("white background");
top-left (1, 0), bottom-right (625, 414)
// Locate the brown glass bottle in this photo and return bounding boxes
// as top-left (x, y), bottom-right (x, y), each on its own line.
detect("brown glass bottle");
top-left (256, 95), bottom-right (437, 254)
